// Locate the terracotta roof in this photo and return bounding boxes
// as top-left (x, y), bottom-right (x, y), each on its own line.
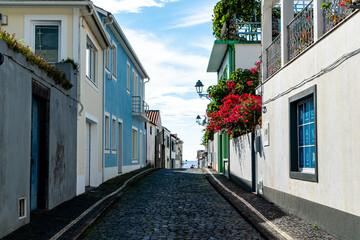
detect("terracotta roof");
top-left (146, 110), bottom-right (160, 125)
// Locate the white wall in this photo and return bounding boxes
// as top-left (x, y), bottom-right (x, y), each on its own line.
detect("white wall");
top-left (230, 133), bottom-right (253, 187)
top-left (261, 12), bottom-right (360, 218)
top-left (235, 44), bottom-right (261, 70)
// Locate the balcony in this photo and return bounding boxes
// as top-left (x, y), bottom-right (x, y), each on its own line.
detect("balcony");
top-left (221, 19), bottom-right (261, 42)
top-left (263, 0), bottom-right (358, 80)
top-left (132, 96), bottom-right (149, 121)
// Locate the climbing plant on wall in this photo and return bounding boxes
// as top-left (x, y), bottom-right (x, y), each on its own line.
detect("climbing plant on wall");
top-left (212, 0), bottom-right (261, 40)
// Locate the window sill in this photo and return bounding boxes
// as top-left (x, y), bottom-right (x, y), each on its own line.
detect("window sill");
top-left (290, 171), bottom-right (318, 182)
top-left (105, 149), bottom-right (110, 154)
top-left (85, 76), bottom-right (99, 92)
top-left (127, 89), bottom-right (130, 94)
top-left (132, 159), bottom-right (138, 163)
top-left (112, 75), bottom-right (117, 81)
top-left (111, 150), bottom-right (117, 155)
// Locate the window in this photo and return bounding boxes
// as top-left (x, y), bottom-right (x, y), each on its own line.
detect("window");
top-left (112, 117), bottom-right (116, 152)
top-left (126, 63), bottom-right (130, 92)
top-left (166, 136), bottom-right (170, 148)
top-left (35, 24), bottom-right (60, 63)
top-left (86, 38), bottom-right (97, 84)
top-left (105, 114), bottom-right (110, 150)
top-left (132, 128), bottom-right (138, 161)
top-left (150, 126), bottom-right (152, 135)
top-left (132, 70), bottom-right (138, 96)
top-left (112, 44), bottom-right (117, 77)
top-left (105, 48), bottom-right (110, 71)
top-left (289, 85), bottom-right (317, 182)
top-left (19, 198), bottom-right (26, 219)
top-left (140, 79), bottom-right (143, 99)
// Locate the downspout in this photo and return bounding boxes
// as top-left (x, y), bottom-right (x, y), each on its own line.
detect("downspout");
top-left (227, 44), bottom-right (235, 179)
top-left (102, 48), bottom-right (105, 183)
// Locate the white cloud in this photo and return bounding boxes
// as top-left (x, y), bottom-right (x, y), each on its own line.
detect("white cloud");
top-left (169, 5), bottom-right (213, 29)
top-left (122, 28), bottom-right (216, 160)
top-left (92, 0), bottom-right (178, 13)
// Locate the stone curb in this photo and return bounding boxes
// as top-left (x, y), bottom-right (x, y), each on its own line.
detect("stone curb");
top-left (203, 169), bottom-right (282, 240)
top-left (59, 168), bottom-right (159, 240)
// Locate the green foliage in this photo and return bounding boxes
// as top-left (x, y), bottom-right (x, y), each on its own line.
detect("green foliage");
top-left (0, 28), bottom-right (73, 90)
top-left (207, 68), bottom-right (258, 114)
top-left (201, 129), bottom-right (214, 146)
top-left (212, 0), bottom-right (261, 40)
top-left (60, 58), bottom-right (79, 71)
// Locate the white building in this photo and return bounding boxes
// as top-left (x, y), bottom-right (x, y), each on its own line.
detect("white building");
top-left (259, 1), bottom-right (360, 239)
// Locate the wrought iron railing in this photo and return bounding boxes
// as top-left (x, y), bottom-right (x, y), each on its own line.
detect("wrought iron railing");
top-left (288, 1), bottom-right (314, 61)
top-left (323, 0), bottom-right (354, 34)
top-left (266, 33), bottom-right (281, 78)
top-left (132, 96), bottom-right (149, 115)
top-left (236, 21), bottom-right (261, 42)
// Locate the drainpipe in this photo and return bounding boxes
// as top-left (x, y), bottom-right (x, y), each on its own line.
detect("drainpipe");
top-left (227, 44), bottom-right (235, 179)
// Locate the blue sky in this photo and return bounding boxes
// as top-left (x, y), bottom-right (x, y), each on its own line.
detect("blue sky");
top-left (93, 0), bottom-right (219, 160)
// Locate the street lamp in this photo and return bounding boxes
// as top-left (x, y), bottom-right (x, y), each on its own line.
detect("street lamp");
top-left (196, 115), bottom-right (201, 125)
top-left (196, 115), bottom-right (207, 126)
top-left (194, 80), bottom-right (210, 100)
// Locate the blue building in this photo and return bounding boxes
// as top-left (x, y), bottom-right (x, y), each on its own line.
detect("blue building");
top-left (96, 7), bottom-right (149, 181)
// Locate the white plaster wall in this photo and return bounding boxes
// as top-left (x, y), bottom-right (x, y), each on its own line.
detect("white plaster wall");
top-left (260, 12), bottom-right (360, 217)
top-left (235, 44), bottom-right (261, 70)
top-left (146, 123), bottom-right (156, 167)
top-left (230, 133), bottom-right (253, 183)
top-left (76, 18), bottom-right (104, 195)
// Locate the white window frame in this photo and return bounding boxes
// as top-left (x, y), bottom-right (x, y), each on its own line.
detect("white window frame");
top-left (132, 70), bottom-right (138, 96)
top-left (105, 48), bottom-right (110, 72)
top-left (132, 127), bottom-right (138, 163)
top-left (25, 15), bottom-right (67, 63)
top-left (112, 42), bottom-right (117, 80)
top-left (86, 36), bottom-right (98, 87)
top-left (111, 116), bottom-right (117, 154)
top-left (126, 62), bottom-right (130, 93)
top-left (105, 113), bottom-right (110, 153)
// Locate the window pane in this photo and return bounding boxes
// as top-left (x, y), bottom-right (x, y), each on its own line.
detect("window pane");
top-left (298, 104), bottom-right (304, 125)
top-left (305, 147), bottom-right (310, 168)
top-left (299, 147), bottom-right (304, 168)
top-left (35, 25), bottom-right (59, 62)
top-left (299, 126), bottom-right (304, 146)
top-left (311, 147), bottom-right (316, 168)
top-left (310, 100), bottom-right (314, 122)
top-left (305, 125), bottom-right (310, 145)
top-left (304, 102), bottom-right (310, 123)
top-left (310, 124), bottom-right (315, 145)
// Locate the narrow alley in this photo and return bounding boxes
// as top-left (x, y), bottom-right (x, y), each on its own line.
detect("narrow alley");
top-left (80, 169), bottom-right (263, 240)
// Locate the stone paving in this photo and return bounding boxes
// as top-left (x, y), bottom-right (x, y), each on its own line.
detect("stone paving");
top-left (81, 169), bottom-right (264, 240)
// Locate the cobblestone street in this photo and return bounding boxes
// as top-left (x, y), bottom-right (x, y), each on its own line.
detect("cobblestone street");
top-left (81, 169), bottom-right (263, 240)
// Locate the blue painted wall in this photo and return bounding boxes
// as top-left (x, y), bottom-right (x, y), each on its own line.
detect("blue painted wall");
top-left (99, 12), bottom-right (147, 170)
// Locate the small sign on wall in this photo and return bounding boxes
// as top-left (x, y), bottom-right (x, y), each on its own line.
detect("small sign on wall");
top-left (263, 122), bottom-right (269, 146)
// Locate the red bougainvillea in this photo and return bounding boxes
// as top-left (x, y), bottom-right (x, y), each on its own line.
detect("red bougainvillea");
top-left (206, 93), bottom-right (262, 135)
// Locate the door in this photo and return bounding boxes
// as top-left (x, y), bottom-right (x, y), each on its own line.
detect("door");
top-left (118, 122), bottom-right (122, 173)
top-left (85, 122), bottom-right (91, 187)
top-left (31, 98), bottom-right (39, 211)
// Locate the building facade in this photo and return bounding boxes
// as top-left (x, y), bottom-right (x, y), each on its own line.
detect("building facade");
top-left (97, 8), bottom-right (149, 180)
top-left (259, 1), bottom-right (360, 239)
top-left (0, 38), bottom-right (78, 238)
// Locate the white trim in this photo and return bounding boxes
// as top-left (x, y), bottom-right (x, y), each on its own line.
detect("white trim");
top-left (18, 197), bottom-right (27, 220)
top-left (85, 29), bottom-right (99, 51)
top-left (126, 62), bottom-right (131, 92)
top-left (122, 164), bottom-right (142, 173)
top-left (112, 40), bottom-right (117, 80)
top-left (73, 8), bottom-right (79, 61)
top-left (111, 115), bottom-right (117, 154)
top-left (85, 112), bottom-right (98, 124)
top-left (132, 126), bottom-right (138, 131)
top-left (24, 15), bottom-right (67, 62)
top-left (104, 112), bottom-right (110, 154)
top-left (85, 77), bottom-right (99, 92)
